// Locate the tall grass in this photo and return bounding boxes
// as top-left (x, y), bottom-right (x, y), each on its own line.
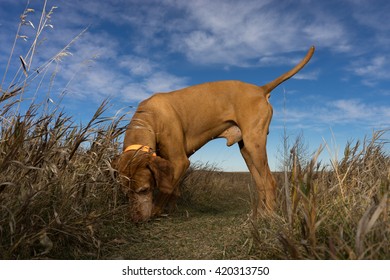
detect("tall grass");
top-left (0, 1), bottom-right (127, 259)
top-left (250, 131), bottom-right (389, 259)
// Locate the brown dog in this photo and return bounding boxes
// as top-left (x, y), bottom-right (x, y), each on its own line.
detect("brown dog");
top-left (114, 46), bottom-right (315, 222)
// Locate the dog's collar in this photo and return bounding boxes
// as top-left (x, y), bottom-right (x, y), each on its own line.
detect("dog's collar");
top-left (124, 144), bottom-right (156, 157)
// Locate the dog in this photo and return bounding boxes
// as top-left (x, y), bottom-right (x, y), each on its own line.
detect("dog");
top-left (114, 46), bottom-right (315, 222)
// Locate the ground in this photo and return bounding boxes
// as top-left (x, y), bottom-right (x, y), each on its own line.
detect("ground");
top-left (104, 172), bottom-right (259, 260)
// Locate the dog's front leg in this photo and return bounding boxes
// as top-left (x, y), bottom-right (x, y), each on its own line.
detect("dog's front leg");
top-left (152, 156), bottom-right (190, 217)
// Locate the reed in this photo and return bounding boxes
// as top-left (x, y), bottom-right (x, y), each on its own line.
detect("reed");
top-left (250, 131), bottom-right (389, 259)
top-left (0, 1), bottom-right (127, 259)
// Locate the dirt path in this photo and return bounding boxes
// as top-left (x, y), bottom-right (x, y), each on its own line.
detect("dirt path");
top-left (106, 208), bottom-right (254, 260)
top-left (105, 172), bottom-right (257, 260)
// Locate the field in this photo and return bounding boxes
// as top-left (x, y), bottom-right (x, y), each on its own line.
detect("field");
top-left (1, 1), bottom-right (389, 260)
top-left (0, 121), bottom-right (389, 260)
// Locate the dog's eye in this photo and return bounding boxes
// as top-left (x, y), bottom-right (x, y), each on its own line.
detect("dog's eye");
top-left (135, 186), bottom-right (150, 194)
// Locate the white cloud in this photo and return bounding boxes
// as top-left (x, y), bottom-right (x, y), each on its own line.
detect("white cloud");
top-left (348, 55), bottom-right (390, 85)
top-left (68, 0), bottom-right (349, 68)
top-left (293, 69), bottom-right (320, 81)
top-left (347, 0), bottom-right (390, 32)
top-left (121, 72), bottom-right (188, 102)
top-left (0, 1), bottom-right (191, 104)
top-left (258, 55), bottom-right (302, 67)
top-left (274, 98), bottom-right (390, 129)
top-left (168, 0), bottom-right (351, 66)
top-left (326, 99), bottom-right (390, 128)
top-left (303, 23), bottom-right (351, 52)
top-left (3, 0), bottom-right (389, 107)
top-left (331, 99), bottom-right (371, 120)
top-left (354, 56), bottom-right (386, 76)
top-left (45, 0), bottom-right (388, 90)
top-left (145, 72), bottom-right (188, 93)
top-left (120, 83), bottom-right (151, 102)
top-left (118, 55), bottom-right (155, 76)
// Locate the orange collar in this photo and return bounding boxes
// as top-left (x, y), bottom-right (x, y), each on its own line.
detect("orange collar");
top-left (124, 144), bottom-right (157, 157)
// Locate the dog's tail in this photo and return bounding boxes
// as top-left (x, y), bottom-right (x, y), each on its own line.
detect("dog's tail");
top-left (262, 46), bottom-right (315, 93)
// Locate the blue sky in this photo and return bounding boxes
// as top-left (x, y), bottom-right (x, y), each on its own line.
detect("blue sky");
top-left (1, 0), bottom-right (389, 171)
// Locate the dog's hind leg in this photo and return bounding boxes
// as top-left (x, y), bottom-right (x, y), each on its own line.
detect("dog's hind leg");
top-left (238, 137), bottom-right (276, 214)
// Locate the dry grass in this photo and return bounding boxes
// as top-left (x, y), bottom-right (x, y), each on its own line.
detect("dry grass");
top-left (250, 132), bottom-right (390, 259)
top-left (0, 1), bottom-right (128, 259)
top-left (1, 1), bottom-right (389, 260)
top-left (0, 111), bottom-right (127, 259)
top-left (0, 95), bottom-right (129, 259)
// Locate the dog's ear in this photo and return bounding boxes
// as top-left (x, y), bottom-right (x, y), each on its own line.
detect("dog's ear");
top-left (148, 156), bottom-right (174, 194)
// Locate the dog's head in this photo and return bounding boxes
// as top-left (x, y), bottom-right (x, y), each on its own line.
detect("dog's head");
top-left (112, 150), bottom-right (173, 222)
